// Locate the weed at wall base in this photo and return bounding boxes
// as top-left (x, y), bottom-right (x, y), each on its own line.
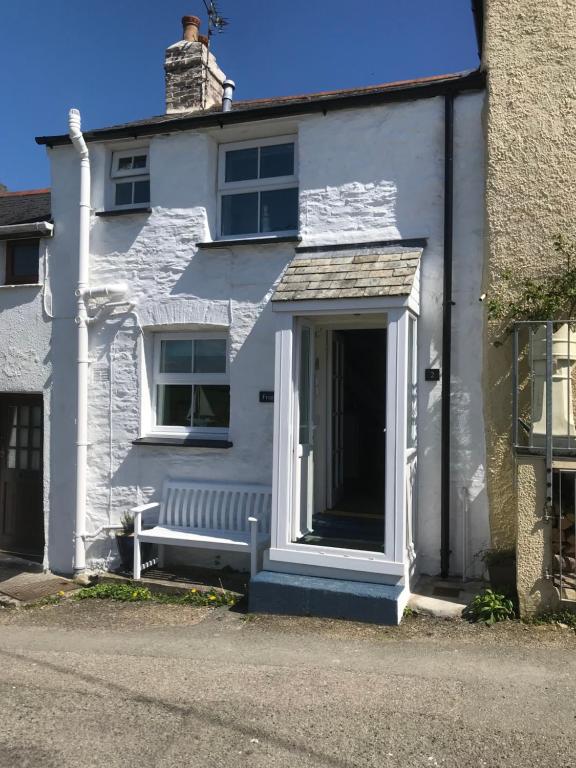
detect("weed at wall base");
top-left (75, 581), bottom-right (237, 607)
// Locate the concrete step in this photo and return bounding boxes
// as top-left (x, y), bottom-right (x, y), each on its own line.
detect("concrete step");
top-left (249, 571), bottom-right (406, 625)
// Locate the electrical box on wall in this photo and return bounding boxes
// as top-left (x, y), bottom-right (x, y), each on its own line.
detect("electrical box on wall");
top-left (425, 368), bottom-right (440, 381)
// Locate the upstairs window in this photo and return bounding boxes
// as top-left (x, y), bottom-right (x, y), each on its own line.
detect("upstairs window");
top-left (110, 149), bottom-right (150, 209)
top-left (4, 239), bottom-right (40, 285)
top-left (218, 136), bottom-right (298, 238)
top-left (152, 333), bottom-right (230, 438)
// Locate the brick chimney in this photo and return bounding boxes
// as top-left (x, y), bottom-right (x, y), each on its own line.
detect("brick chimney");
top-left (164, 16), bottom-right (227, 114)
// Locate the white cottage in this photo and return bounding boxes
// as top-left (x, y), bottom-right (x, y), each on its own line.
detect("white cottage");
top-left (31, 15), bottom-right (489, 622)
top-left (0, 190), bottom-right (52, 562)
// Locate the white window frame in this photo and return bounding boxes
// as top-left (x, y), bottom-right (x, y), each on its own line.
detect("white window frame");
top-left (217, 135), bottom-right (298, 239)
top-left (110, 147), bottom-right (150, 210)
top-left (150, 332), bottom-right (230, 439)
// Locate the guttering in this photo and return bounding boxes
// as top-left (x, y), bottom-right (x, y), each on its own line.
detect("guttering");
top-left (0, 221), bottom-right (53, 240)
top-left (36, 70), bottom-right (486, 147)
top-left (69, 108), bottom-right (91, 575)
top-left (441, 94), bottom-right (455, 578)
top-left (80, 283), bottom-right (128, 301)
top-left (471, 0), bottom-right (484, 60)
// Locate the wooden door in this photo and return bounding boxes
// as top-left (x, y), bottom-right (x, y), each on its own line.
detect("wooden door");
top-left (0, 395), bottom-right (44, 559)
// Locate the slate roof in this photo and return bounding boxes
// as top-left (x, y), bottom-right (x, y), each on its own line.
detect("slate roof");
top-left (0, 189), bottom-right (51, 226)
top-left (272, 247), bottom-right (422, 302)
top-left (35, 70), bottom-right (485, 147)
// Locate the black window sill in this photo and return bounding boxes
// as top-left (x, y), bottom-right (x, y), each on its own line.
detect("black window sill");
top-left (95, 207), bottom-right (151, 218)
top-left (133, 436), bottom-right (233, 448)
top-left (197, 235), bottom-right (301, 249)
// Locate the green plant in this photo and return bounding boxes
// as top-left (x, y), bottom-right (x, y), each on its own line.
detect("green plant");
top-left (463, 589), bottom-right (515, 625)
top-left (528, 610), bottom-right (576, 630)
top-left (403, 606), bottom-right (415, 618)
top-left (74, 581), bottom-right (238, 607)
top-left (481, 548), bottom-right (516, 567)
top-left (488, 235), bottom-right (576, 331)
top-left (76, 582), bottom-right (152, 601)
top-left (118, 513), bottom-right (134, 536)
top-left (25, 593), bottom-right (65, 609)
top-left (159, 587), bottom-right (237, 607)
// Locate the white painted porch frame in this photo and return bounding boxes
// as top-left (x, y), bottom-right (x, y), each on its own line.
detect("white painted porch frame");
top-left (270, 296), bottom-right (417, 578)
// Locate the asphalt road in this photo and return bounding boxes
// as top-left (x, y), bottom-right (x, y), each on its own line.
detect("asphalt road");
top-left (0, 604), bottom-right (575, 768)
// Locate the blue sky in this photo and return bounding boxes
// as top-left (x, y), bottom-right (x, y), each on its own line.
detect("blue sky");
top-left (0, 1), bottom-right (478, 191)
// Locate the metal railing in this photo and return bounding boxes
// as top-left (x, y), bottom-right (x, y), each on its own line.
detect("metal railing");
top-left (512, 321), bottom-right (576, 599)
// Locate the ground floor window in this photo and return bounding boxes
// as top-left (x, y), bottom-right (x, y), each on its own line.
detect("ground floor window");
top-left (151, 333), bottom-right (230, 437)
top-left (4, 239), bottom-right (40, 285)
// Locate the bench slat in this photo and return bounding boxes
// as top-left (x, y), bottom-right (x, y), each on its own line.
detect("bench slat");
top-left (155, 480), bottom-right (271, 534)
top-left (138, 525), bottom-right (269, 548)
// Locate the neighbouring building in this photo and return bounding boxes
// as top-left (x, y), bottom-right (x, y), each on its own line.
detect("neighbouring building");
top-left (0, 189), bottom-right (53, 562)
top-left (479, 0), bottom-right (576, 613)
top-left (0, 12), bottom-right (489, 622)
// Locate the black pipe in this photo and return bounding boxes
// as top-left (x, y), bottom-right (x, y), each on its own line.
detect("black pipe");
top-left (471, 0), bottom-right (484, 60)
top-left (441, 93), bottom-right (455, 578)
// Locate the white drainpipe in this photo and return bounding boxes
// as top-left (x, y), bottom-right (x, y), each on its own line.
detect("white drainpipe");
top-left (68, 109), bottom-right (127, 574)
top-left (69, 108), bottom-right (90, 574)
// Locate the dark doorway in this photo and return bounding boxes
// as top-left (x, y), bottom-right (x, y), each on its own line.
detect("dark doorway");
top-left (0, 394), bottom-right (44, 561)
top-left (301, 328), bottom-right (386, 552)
top-left (336, 328), bottom-right (386, 512)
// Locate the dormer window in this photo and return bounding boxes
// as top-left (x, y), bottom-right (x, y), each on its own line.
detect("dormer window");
top-left (218, 136), bottom-right (298, 238)
top-left (110, 149), bottom-right (150, 209)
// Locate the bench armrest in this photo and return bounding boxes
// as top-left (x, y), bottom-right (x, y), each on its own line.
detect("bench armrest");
top-left (132, 502), bottom-right (160, 535)
top-left (132, 502), bottom-right (160, 515)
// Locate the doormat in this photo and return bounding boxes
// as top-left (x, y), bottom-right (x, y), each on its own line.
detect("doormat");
top-left (432, 585), bottom-right (463, 598)
top-left (0, 571), bottom-right (75, 603)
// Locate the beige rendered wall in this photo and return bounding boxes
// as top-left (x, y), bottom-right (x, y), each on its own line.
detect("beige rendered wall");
top-left (483, 0), bottom-right (576, 548)
top-left (516, 457), bottom-right (560, 614)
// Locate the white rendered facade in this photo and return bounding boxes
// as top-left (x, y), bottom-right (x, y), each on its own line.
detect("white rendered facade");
top-left (35, 89), bottom-right (489, 584)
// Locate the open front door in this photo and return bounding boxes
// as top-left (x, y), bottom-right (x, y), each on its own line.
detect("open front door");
top-left (328, 331), bottom-right (345, 509)
top-left (294, 323), bottom-right (315, 540)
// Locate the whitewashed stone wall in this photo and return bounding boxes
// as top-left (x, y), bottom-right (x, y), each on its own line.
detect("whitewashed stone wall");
top-left (45, 92), bottom-right (488, 577)
top-left (0, 241), bottom-right (52, 568)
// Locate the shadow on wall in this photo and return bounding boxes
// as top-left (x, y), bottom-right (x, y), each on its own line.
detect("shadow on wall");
top-left (171, 245), bottom-right (292, 301)
top-left (91, 215), bottom-right (155, 260)
top-left (47, 320), bottom-right (77, 574)
top-left (298, 102), bottom-right (442, 243)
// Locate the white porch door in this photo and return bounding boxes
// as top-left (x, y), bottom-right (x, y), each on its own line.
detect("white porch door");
top-left (328, 331), bottom-right (345, 509)
top-left (294, 323), bottom-right (315, 540)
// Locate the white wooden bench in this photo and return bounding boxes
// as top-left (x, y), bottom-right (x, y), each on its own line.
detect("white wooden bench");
top-left (132, 480), bottom-right (272, 580)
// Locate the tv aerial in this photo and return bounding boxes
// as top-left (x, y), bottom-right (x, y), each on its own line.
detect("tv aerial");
top-left (202, 0), bottom-right (229, 36)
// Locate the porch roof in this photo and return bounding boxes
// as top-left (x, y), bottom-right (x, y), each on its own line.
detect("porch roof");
top-left (272, 247), bottom-right (422, 302)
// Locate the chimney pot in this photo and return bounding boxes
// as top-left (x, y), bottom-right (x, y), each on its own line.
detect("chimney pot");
top-left (222, 79), bottom-right (236, 112)
top-left (164, 14), bottom-right (227, 114)
top-left (182, 15), bottom-right (201, 42)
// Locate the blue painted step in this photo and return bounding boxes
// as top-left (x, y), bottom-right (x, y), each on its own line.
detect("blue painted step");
top-left (249, 571), bottom-right (405, 625)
